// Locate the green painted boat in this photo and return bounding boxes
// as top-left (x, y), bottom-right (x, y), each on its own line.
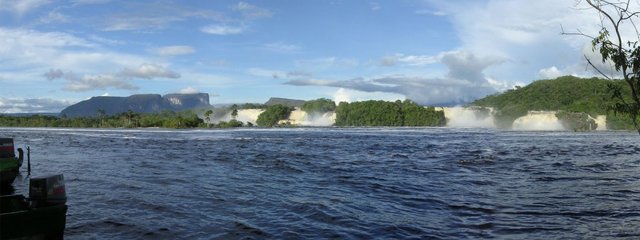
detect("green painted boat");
top-left (0, 138), bottom-right (23, 186)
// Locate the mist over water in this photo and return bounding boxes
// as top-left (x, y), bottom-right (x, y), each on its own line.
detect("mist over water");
top-left (442, 107), bottom-right (496, 128)
top-left (286, 110), bottom-right (336, 126)
top-left (4, 127), bottom-right (640, 239)
top-left (512, 111), bottom-right (565, 131)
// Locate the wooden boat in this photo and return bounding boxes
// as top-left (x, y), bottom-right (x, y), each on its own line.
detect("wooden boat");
top-left (0, 174), bottom-right (68, 239)
top-left (0, 138), bottom-right (23, 185)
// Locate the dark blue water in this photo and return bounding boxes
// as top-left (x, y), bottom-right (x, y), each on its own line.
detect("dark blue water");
top-left (3, 127), bottom-right (640, 239)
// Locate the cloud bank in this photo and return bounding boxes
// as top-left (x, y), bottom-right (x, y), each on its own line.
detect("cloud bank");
top-left (0, 97), bottom-right (73, 113)
top-left (286, 51), bottom-right (507, 105)
top-left (46, 63), bottom-right (180, 92)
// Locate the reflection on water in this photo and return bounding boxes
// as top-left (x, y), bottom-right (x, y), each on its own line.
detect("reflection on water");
top-left (3, 127), bottom-right (640, 239)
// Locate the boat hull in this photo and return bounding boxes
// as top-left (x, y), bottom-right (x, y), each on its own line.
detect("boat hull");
top-left (0, 195), bottom-right (67, 239)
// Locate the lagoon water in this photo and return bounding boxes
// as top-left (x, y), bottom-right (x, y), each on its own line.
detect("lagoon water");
top-left (3, 127), bottom-right (640, 239)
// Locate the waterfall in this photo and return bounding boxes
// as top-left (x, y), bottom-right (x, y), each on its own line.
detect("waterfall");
top-left (441, 107), bottom-right (496, 128)
top-left (511, 111), bottom-right (565, 131)
top-left (594, 115), bottom-right (607, 131)
top-left (211, 109), bottom-right (263, 124)
top-left (285, 109), bottom-right (336, 126)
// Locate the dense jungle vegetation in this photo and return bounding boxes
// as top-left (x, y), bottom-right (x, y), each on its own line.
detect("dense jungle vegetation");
top-left (471, 76), bottom-right (635, 129)
top-left (334, 100), bottom-right (445, 127)
top-left (0, 110), bottom-right (204, 128)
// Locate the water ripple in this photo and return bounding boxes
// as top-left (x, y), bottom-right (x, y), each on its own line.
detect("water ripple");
top-left (3, 127), bottom-right (640, 239)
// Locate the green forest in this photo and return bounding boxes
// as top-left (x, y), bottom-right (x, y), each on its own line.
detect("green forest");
top-left (0, 110), bottom-right (204, 129)
top-left (471, 75), bottom-right (635, 129)
top-left (334, 100), bottom-right (445, 127)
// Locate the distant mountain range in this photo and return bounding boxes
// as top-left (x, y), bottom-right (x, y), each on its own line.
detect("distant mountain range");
top-left (60, 93), bottom-right (211, 118)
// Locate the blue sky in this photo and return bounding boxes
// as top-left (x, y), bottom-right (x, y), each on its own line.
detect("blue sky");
top-left (0, 0), bottom-right (613, 112)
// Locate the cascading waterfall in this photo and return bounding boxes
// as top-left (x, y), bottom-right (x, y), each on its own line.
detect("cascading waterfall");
top-left (594, 115), bottom-right (607, 130)
top-left (284, 109), bottom-right (336, 126)
top-left (211, 109), bottom-right (264, 125)
top-left (441, 107), bottom-right (496, 128)
top-left (209, 105), bottom-right (608, 131)
top-left (511, 111), bottom-right (565, 131)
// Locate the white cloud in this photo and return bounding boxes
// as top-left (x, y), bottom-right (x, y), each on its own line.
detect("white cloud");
top-left (295, 57), bottom-right (359, 69)
top-left (151, 45), bottom-right (195, 56)
top-left (200, 24), bottom-right (244, 35)
top-left (103, 16), bottom-right (183, 31)
top-left (119, 63), bottom-right (180, 79)
top-left (46, 64), bottom-right (180, 92)
top-left (0, 0), bottom-right (51, 16)
top-left (233, 2), bottom-right (272, 19)
top-left (538, 66), bottom-right (563, 79)
top-left (178, 86), bottom-right (199, 94)
top-left (0, 97), bottom-right (73, 113)
top-left (381, 54), bottom-right (440, 67)
top-left (424, 0), bottom-right (606, 84)
top-left (286, 51), bottom-right (508, 105)
top-left (370, 2), bottom-right (381, 11)
top-left (39, 10), bottom-right (70, 24)
top-left (63, 73), bottom-right (138, 92)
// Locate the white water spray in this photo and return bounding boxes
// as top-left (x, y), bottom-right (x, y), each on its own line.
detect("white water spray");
top-left (594, 115), bottom-right (607, 131)
top-left (441, 107), bottom-right (496, 128)
top-left (284, 109), bottom-right (336, 126)
top-left (511, 111), bottom-right (565, 131)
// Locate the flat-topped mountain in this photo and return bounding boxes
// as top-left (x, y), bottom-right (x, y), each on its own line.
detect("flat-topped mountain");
top-left (60, 93), bottom-right (210, 118)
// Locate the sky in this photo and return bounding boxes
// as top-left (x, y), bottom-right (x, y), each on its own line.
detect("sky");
top-left (0, 0), bottom-right (622, 113)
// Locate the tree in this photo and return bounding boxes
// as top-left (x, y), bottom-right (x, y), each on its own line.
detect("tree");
top-left (256, 104), bottom-right (293, 127)
top-left (204, 109), bottom-right (213, 123)
top-left (574, 0), bottom-right (640, 133)
top-left (301, 98), bottom-right (336, 113)
top-left (231, 104), bottom-right (238, 119)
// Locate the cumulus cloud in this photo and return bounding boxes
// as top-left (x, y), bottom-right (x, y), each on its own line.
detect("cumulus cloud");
top-left (538, 66), bottom-right (563, 79)
top-left (119, 63), bottom-right (180, 79)
top-left (424, 0), bottom-right (606, 83)
top-left (178, 86), bottom-right (200, 94)
top-left (0, 97), bottom-right (74, 113)
top-left (45, 63), bottom-right (180, 92)
top-left (151, 45), bottom-right (195, 56)
top-left (63, 73), bottom-right (138, 91)
top-left (286, 51), bottom-right (508, 105)
top-left (200, 24), bottom-right (244, 35)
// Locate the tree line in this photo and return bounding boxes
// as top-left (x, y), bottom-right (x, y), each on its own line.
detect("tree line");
top-left (0, 110), bottom-right (204, 129)
top-left (471, 75), bottom-right (636, 129)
